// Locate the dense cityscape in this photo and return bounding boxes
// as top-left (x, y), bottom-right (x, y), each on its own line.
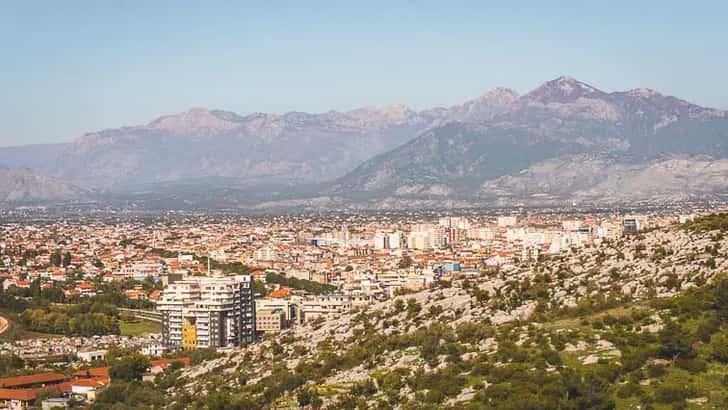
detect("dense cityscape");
top-left (0, 205), bottom-right (726, 408)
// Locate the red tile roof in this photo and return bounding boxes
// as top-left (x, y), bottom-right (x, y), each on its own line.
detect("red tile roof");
top-left (269, 288), bottom-right (290, 298)
top-left (0, 373), bottom-right (67, 388)
top-left (0, 382), bottom-right (71, 402)
top-left (71, 378), bottom-right (109, 388)
top-left (151, 357), bottom-right (190, 368)
top-left (74, 367), bottom-right (109, 379)
top-left (148, 289), bottom-right (162, 301)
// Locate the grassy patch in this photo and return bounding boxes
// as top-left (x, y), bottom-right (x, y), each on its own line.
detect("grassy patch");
top-left (119, 319), bottom-right (162, 336)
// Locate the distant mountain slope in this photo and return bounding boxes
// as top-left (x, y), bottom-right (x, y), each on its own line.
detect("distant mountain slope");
top-left (0, 143), bottom-right (69, 173)
top-left (330, 77), bottom-right (728, 204)
top-left (0, 168), bottom-right (88, 202)
top-left (0, 90), bottom-right (521, 191)
top-left (52, 107), bottom-right (437, 188)
top-left (479, 154), bottom-right (728, 206)
top-left (3, 76), bottom-right (728, 208)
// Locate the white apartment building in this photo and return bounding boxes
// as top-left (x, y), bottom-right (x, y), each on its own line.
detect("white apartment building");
top-left (157, 274), bottom-right (255, 351)
top-left (373, 231), bottom-right (402, 250)
top-left (407, 231), bottom-right (431, 250)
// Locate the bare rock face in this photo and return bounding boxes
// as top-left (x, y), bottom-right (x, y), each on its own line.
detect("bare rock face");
top-left (148, 107), bottom-right (240, 135)
top-left (478, 155), bottom-right (728, 204)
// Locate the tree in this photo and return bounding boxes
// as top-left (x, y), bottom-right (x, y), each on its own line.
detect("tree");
top-left (398, 256), bottom-right (413, 269)
top-left (658, 320), bottom-right (695, 360)
top-left (716, 278), bottom-right (728, 323)
top-left (406, 298), bottom-right (421, 320)
top-left (253, 280), bottom-right (268, 296)
top-left (141, 276), bottom-right (155, 292)
top-left (393, 299), bottom-right (405, 313)
top-left (29, 278), bottom-right (41, 298)
top-left (0, 355), bottom-right (24, 376)
top-left (297, 389), bottom-right (313, 407)
top-left (109, 354), bottom-right (150, 382)
top-left (709, 328), bottom-right (728, 363)
top-left (50, 251), bottom-right (62, 267)
top-left (62, 251), bottom-right (72, 267)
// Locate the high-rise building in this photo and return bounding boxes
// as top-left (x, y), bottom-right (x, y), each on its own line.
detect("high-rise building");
top-left (407, 231), bottom-right (431, 250)
top-left (157, 275), bottom-right (255, 351)
top-left (373, 232), bottom-right (389, 250)
top-left (373, 231), bottom-right (402, 250)
top-left (388, 232), bottom-right (401, 249)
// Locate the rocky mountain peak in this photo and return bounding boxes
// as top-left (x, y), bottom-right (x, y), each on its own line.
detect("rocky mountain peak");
top-left (625, 88), bottom-right (662, 99)
top-left (477, 87), bottom-right (520, 105)
top-left (524, 75), bottom-right (606, 103)
top-left (148, 107), bottom-right (239, 134)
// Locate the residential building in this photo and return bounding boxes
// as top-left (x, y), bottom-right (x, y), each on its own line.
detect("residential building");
top-left (157, 275), bottom-right (255, 351)
top-left (255, 309), bottom-right (287, 333)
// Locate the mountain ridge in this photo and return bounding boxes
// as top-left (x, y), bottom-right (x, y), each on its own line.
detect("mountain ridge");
top-left (1, 76), bottom-right (727, 208)
top-left (329, 77), bottom-right (728, 206)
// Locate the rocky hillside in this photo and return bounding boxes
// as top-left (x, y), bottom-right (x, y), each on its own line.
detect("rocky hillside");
top-left (0, 168), bottom-right (88, 202)
top-left (480, 154), bottom-right (728, 206)
top-left (96, 214), bottom-right (728, 409)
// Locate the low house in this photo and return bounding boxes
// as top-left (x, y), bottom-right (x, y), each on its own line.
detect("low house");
top-left (77, 350), bottom-right (106, 363)
top-left (70, 378), bottom-right (109, 402)
top-left (0, 373), bottom-right (71, 409)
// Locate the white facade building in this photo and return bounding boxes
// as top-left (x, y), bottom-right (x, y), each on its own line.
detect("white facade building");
top-left (157, 274), bottom-right (255, 351)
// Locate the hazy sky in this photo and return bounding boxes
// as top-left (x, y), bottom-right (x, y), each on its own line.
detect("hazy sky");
top-left (2, 1), bottom-right (727, 146)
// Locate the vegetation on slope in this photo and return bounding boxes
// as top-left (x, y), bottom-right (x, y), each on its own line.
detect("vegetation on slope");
top-left (91, 214), bottom-right (728, 409)
top-left (684, 212), bottom-right (728, 233)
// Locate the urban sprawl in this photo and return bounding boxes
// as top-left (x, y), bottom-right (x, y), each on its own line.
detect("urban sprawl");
top-left (0, 207), bottom-right (722, 408)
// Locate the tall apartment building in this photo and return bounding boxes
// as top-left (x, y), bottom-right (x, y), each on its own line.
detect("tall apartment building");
top-left (157, 275), bottom-right (255, 351)
top-left (373, 231), bottom-right (402, 250)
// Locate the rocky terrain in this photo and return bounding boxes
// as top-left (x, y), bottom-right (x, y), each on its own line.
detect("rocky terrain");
top-left (119, 214), bottom-right (728, 409)
top-left (479, 155), bottom-right (728, 206)
top-left (331, 77), bottom-right (728, 205)
top-left (2, 76), bottom-right (727, 208)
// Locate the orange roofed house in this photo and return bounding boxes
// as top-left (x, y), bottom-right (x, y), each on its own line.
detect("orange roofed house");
top-left (0, 373), bottom-right (71, 409)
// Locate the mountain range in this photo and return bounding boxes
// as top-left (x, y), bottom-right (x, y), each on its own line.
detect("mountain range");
top-left (2, 76), bottom-right (727, 208)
